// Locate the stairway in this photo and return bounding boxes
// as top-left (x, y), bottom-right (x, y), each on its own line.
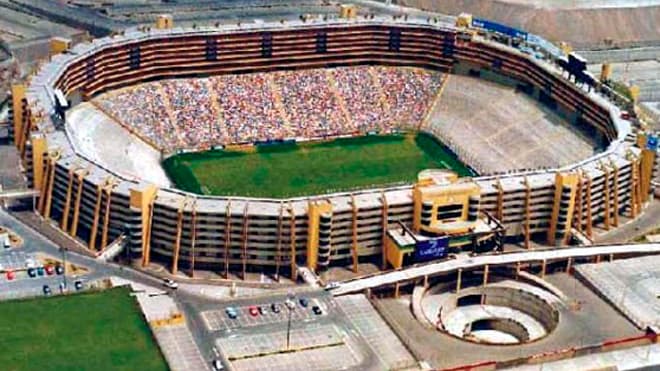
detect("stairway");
top-left (266, 74), bottom-right (293, 131)
top-left (205, 77), bottom-right (226, 145)
top-left (155, 83), bottom-right (186, 148)
top-left (325, 69), bottom-right (354, 130)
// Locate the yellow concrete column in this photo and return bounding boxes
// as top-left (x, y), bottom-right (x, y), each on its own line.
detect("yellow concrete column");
top-left (351, 195), bottom-right (359, 273)
top-left (88, 185), bottom-right (104, 251)
top-left (640, 149), bottom-right (657, 203)
top-left (381, 191), bottom-right (389, 270)
top-left (100, 187), bottom-right (114, 250)
top-left (548, 172), bottom-right (579, 245)
top-left (541, 259), bottom-right (547, 278)
top-left (11, 84), bottom-right (26, 151)
top-left (523, 177), bottom-right (531, 249)
top-left (130, 185), bottom-right (158, 267)
top-left (456, 268), bottom-right (463, 293)
top-left (482, 264), bottom-right (489, 287)
top-left (40, 151), bottom-right (60, 220)
top-left (585, 176), bottom-right (593, 238)
top-left (31, 136), bottom-right (48, 192)
top-left (611, 163), bottom-right (619, 227)
top-left (37, 160), bottom-right (51, 214)
top-left (69, 171), bottom-right (86, 238)
top-left (224, 201), bottom-right (232, 278)
top-left (60, 169), bottom-right (76, 231)
top-left (289, 204), bottom-right (297, 280)
top-left (602, 164), bottom-right (611, 230)
top-left (171, 198), bottom-right (186, 275)
top-left (189, 200), bottom-right (198, 278)
top-left (306, 201), bottom-right (332, 272)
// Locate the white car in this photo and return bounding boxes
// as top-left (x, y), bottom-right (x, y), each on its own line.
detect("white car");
top-left (212, 359), bottom-right (224, 370)
top-left (162, 278), bottom-right (178, 289)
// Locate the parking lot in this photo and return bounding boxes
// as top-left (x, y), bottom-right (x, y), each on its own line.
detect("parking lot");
top-left (217, 323), bottom-right (343, 359)
top-left (0, 249), bottom-right (31, 272)
top-left (201, 295), bottom-right (331, 332)
top-left (0, 242), bottom-right (86, 300)
top-left (229, 339), bottom-right (361, 371)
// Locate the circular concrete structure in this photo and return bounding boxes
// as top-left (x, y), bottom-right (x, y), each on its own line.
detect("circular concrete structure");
top-left (421, 280), bottom-right (561, 345)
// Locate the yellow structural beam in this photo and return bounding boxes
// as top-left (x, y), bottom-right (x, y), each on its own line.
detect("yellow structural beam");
top-left (350, 195), bottom-right (359, 273)
top-left (88, 185), bottom-right (104, 250)
top-left (224, 201), bottom-right (232, 278)
top-left (380, 190), bottom-right (388, 270)
top-left (189, 199), bottom-right (197, 278)
top-left (306, 200), bottom-right (332, 272)
top-left (11, 84), bottom-right (26, 151)
top-left (130, 185), bottom-right (158, 267)
top-left (171, 197), bottom-right (187, 275)
top-left (289, 204), bottom-right (297, 280)
top-left (39, 151), bottom-right (60, 220)
top-left (639, 149), bottom-right (656, 203)
top-left (60, 168), bottom-right (76, 231)
top-left (547, 172), bottom-right (579, 245)
top-left (100, 186), bottom-right (114, 250)
top-left (31, 136), bottom-right (48, 191)
top-left (69, 170), bottom-right (88, 238)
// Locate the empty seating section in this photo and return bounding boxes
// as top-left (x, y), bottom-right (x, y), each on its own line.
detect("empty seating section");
top-left (427, 75), bottom-right (596, 174)
top-left (93, 66), bottom-right (444, 151)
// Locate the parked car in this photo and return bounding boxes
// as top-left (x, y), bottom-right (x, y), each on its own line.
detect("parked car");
top-left (55, 265), bottom-right (64, 275)
top-left (248, 306), bottom-right (259, 317)
top-left (270, 303), bottom-right (281, 314)
top-left (6, 270), bottom-right (15, 280)
top-left (162, 278), bottom-right (178, 289)
top-left (45, 265), bottom-right (55, 275)
top-left (42, 285), bottom-right (51, 295)
top-left (74, 280), bottom-right (83, 291)
top-left (212, 359), bottom-right (225, 370)
top-left (36, 267), bottom-right (45, 276)
top-left (225, 307), bottom-right (238, 319)
top-left (257, 306), bottom-right (265, 315)
top-left (312, 305), bottom-right (323, 315)
top-left (324, 281), bottom-right (340, 290)
top-left (27, 268), bottom-right (37, 278)
top-left (299, 297), bottom-right (309, 308)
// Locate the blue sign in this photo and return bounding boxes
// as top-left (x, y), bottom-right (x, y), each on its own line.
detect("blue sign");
top-left (414, 237), bottom-right (449, 262)
top-left (471, 18), bottom-right (528, 40)
top-left (647, 135), bottom-right (658, 151)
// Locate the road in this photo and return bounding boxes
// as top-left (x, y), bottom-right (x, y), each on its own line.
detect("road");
top-left (331, 242), bottom-right (660, 295)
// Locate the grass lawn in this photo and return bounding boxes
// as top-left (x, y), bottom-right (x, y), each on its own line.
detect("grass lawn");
top-left (163, 133), bottom-right (473, 198)
top-left (0, 287), bottom-right (168, 371)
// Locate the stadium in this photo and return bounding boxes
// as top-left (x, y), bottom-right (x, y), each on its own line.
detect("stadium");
top-left (9, 12), bottom-right (657, 279)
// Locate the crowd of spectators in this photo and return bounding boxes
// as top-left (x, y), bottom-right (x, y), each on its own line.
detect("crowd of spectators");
top-left (331, 66), bottom-right (387, 132)
top-left (378, 67), bottom-right (444, 128)
top-left (96, 84), bottom-right (182, 151)
top-left (212, 73), bottom-right (289, 143)
top-left (95, 66), bottom-right (443, 152)
top-left (274, 69), bottom-right (351, 138)
top-left (161, 79), bottom-right (219, 148)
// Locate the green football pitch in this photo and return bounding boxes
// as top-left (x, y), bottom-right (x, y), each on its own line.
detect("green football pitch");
top-left (163, 133), bottom-right (474, 198)
top-left (0, 287), bottom-right (168, 371)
